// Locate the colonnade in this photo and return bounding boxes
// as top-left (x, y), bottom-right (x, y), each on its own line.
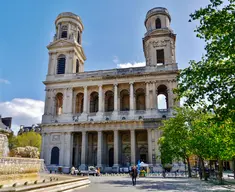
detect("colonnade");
top-left (43, 128), bottom-right (156, 169)
top-left (44, 81), bottom-right (176, 116)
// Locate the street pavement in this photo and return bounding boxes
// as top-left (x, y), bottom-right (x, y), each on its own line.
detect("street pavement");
top-left (75, 175), bottom-right (235, 192)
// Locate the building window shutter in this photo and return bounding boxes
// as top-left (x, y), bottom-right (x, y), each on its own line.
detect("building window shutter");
top-left (57, 56), bottom-right (66, 74)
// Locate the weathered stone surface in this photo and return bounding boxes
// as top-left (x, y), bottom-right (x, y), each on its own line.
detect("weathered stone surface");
top-left (0, 157), bottom-right (43, 180)
top-left (13, 146), bottom-right (40, 159)
top-left (0, 134), bottom-right (9, 157)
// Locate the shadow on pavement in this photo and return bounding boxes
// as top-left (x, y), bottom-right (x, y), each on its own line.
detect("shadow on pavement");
top-left (101, 178), bottom-right (232, 191)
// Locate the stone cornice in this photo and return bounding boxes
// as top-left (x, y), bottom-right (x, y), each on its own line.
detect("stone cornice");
top-left (41, 118), bottom-right (163, 128)
top-left (43, 70), bottom-right (178, 86)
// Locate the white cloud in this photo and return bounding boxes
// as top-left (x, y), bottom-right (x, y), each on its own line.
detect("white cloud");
top-left (0, 78), bottom-right (10, 84)
top-left (0, 98), bottom-right (44, 135)
top-left (117, 62), bottom-right (146, 68)
top-left (113, 56), bottom-right (119, 64)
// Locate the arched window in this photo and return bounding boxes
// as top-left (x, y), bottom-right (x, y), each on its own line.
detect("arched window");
top-left (77, 31), bottom-right (80, 44)
top-left (51, 147), bottom-right (59, 165)
top-left (120, 89), bottom-right (130, 111)
top-left (57, 55), bottom-right (66, 74)
top-left (76, 59), bottom-right (79, 73)
top-left (56, 93), bottom-right (63, 115)
top-left (105, 91), bottom-right (114, 112)
top-left (90, 92), bottom-right (99, 113)
top-left (156, 18), bottom-right (161, 29)
top-left (136, 88), bottom-right (146, 110)
top-left (157, 85), bottom-right (168, 109)
top-left (61, 25), bottom-right (68, 38)
top-left (75, 93), bottom-right (84, 113)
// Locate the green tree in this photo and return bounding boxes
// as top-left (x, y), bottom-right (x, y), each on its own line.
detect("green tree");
top-left (175, 0), bottom-right (235, 121)
top-left (8, 132), bottom-right (18, 150)
top-left (159, 107), bottom-right (200, 177)
top-left (16, 132), bottom-right (41, 151)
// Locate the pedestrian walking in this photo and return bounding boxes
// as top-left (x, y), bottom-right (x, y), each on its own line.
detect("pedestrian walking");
top-left (130, 165), bottom-right (138, 186)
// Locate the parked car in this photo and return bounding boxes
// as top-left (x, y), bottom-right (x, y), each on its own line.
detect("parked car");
top-left (79, 166), bottom-right (99, 176)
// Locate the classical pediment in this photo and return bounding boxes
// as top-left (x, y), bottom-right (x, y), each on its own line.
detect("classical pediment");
top-left (47, 39), bottom-right (76, 49)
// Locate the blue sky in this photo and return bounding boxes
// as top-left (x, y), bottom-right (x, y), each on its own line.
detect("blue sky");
top-left (0, 0), bottom-right (209, 132)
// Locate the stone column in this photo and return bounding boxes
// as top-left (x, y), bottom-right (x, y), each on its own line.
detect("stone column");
top-left (131, 130), bottom-right (136, 165)
top-left (40, 133), bottom-right (45, 159)
top-left (130, 83), bottom-right (134, 111)
top-left (83, 86), bottom-right (88, 113)
top-left (97, 131), bottom-right (103, 168)
top-left (47, 133), bottom-right (51, 165)
top-left (146, 82), bottom-right (150, 110)
top-left (147, 129), bottom-right (153, 164)
top-left (51, 90), bottom-right (56, 116)
top-left (64, 132), bottom-right (72, 167)
top-left (98, 85), bottom-right (103, 113)
top-left (114, 84), bottom-right (118, 112)
top-left (67, 88), bottom-right (73, 114)
top-left (57, 24), bottom-right (61, 39)
top-left (81, 86), bottom-right (88, 121)
top-left (47, 53), bottom-right (53, 75)
top-left (80, 131), bottom-right (88, 170)
top-left (43, 89), bottom-right (49, 115)
top-left (156, 83), bottom-right (159, 110)
top-left (60, 133), bottom-right (65, 165)
top-left (152, 82), bottom-right (157, 109)
top-left (113, 130), bottom-right (120, 168)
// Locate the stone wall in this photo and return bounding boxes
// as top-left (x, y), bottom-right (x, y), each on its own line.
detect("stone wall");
top-left (0, 134), bottom-right (9, 157)
top-left (0, 157), bottom-right (44, 175)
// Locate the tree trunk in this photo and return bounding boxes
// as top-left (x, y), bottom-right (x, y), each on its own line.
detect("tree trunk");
top-left (233, 158), bottom-right (235, 179)
top-left (201, 159), bottom-right (207, 181)
top-left (184, 159), bottom-right (187, 174)
top-left (187, 157), bottom-right (192, 177)
top-left (199, 157), bottom-right (203, 180)
top-left (209, 160), bottom-right (212, 177)
top-left (218, 160), bottom-right (223, 184)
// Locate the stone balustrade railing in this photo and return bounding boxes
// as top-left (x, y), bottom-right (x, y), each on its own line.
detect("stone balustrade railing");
top-left (42, 109), bottom-right (172, 124)
top-left (46, 64), bottom-right (178, 82)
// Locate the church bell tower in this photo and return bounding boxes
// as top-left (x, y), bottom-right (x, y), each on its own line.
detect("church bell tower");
top-left (47, 12), bottom-right (86, 76)
top-left (143, 7), bottom-right (176, 66)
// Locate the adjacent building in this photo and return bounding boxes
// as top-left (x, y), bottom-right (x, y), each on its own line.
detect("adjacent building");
top-left (18, 124), bottom-right (41, 135)
top-left (41, 7), bottom-right (179, 172)
top-left (0, 115), bottom-right (12, 133)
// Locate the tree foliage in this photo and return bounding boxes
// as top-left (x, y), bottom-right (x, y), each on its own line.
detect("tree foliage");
top-left (16, 132), bottom-right (41, 151)
top-left (159, 107), bottom-right (235, 182)
top-left (175, 0), bottom-right (235, 121)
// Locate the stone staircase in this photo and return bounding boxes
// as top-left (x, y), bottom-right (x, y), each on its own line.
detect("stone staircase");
top-left (0, 176), bottom-right (90, 192)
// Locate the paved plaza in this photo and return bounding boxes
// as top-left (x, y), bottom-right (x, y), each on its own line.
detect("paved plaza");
top-left (76, 176), bottom-right (235, 192)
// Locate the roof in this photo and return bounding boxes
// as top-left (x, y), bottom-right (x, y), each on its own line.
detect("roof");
top-left (145, 7), bottom-right (171, 24)
top-left (0, 116), bottom-right (12, 133)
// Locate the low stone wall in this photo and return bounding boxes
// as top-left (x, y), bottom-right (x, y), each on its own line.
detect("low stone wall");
top-left (0, 157), bottom-right (44, 176)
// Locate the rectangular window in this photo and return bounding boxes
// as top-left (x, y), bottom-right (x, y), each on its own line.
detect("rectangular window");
top-left (156, 49), bottom-right (164, 64)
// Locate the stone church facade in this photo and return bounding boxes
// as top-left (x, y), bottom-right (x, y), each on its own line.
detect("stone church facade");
top-left (41, 7), bottom-right (179, 172)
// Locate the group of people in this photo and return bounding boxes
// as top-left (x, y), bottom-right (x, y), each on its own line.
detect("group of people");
top-left (70, 165), bottom-right (139, 186)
